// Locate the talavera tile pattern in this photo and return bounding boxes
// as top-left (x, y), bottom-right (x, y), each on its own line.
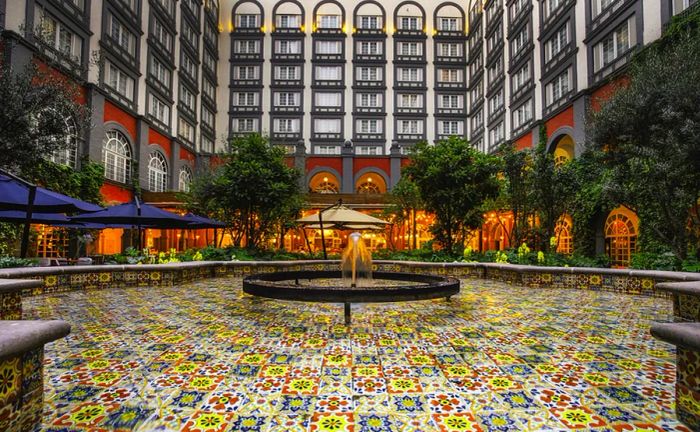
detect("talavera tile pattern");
top-left (22, 277), bottom-right (693, 432)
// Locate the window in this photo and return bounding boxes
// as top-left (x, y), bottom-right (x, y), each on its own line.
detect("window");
top-left (315, 92), bottom-right (342, 107)
top-left (108, 15), bottom-right (137, 57)
top-left (203, 51), bottom-right (216, 73)
top-left (544, 0), bottom-right (565, 20)
top-left (489, 121), bottom-right (505, 145)
top-left (511, 27), bottom-right (528, 57)
top-left (317, 15), bottom-right (341, 29)
top-left (178, 117), bottom-right (196, 143)
top-left (512, 99), bottom-right (533, 129)
top-left (358, 93), bottom-right (381, 107)
top-left (471, 109), bottom-right (483, 129)
top-left (358, 15), bottom-right (382, 29)
top-left (234, 92), bottom-right (258, 106)
top-left (594, 19), bottom-right (632, 71)
top-left (486, 0), bottom-right (502, 24)
top-left (509, 0), bottom-right (529, 21)
top-left (234, 118), bottom-right (257, 132)
top-left (182, 22), bottom-right (199, 50)
top-left (356, 146), bottom-right (382, 156)
top-left (157, 0), bottom-right (175, 17)
top-left (546, 69), bottom-right (571, 106)
top-left (34, 6), bottom-right (84, 64)
top-left (357, 66), bottom-right (381, 81)
top-left (470, 83), bottom-right (483, 107)
top-left (150, 57), bottom-right (171, 87)
top-left (275, 92), bottom-right (300, 106)
top-left (202, 108), bottom-right (215, 129)
top-left (358, 119), bottom-right (381, 133)
top-left (546, 22), bottom-right (569, 62)
top-left (148, 152), bottom-right (168, 192)
top-left (181, 54), bottom-right (198, 81)
top-left (398, 120), bottom-right (422, 134)
top-left (398, 16), bottom-right (421, 30)
top-left (439, 94), bottom-right (462, 109)
top-left (673, 0), bottom-right (697, 15)
top-left (276, 14), bottom-right (301, 28)
top-left (235, 66), bottom-right (259, 79)
top-left (487, 24), bottom-right (503, 55)
top-left (488, 89), bottom-right (504, 115)
top-left (357, 180), bottom-right (381, 193)
top-left (469, 53), bottom-right (482, 77)
top-left (105, 61), bottom-right (135, 101)
top-left (439, 120), bottom-right (462, 135)
top-left (438, 43), bottom-right (462, 57)
top-left (437, 17), bottom-right (461, 31)
top-left (316, 66), bottom-right (342, 80)
top-left (591, 0), bottom-right (619, 17)
top-left (398, 67), bottom-right (422, 82)
top-left (149, 94), bottom-right (170, 125)
top-left (316, 41), bottom-right (342, 54)
top-left (438, 68), bottom-right (462, 83)
top-left (275, 118), bottom-right (300, 133)
top-left (469, 26), bottom-right (482, 51)
top-left (276, 66), bottom-right (300, 80)
top-left (236, 14), bottom-right (260, 28)
top-left (202, 79), bottom-right (216, 101)
top-left (511, 62), bottom-right (530, 93)
top-left (152, 19), bottom-right (173, 53)
top-left (398, 93), bottom-right (422, 108)
top-left (398, 42), bottom-right (421, 56)
top-left (179, 166), bottom-right (193, 192)
top-left (358, 41), bottom-right (382, 55)
top-left (179, 85), bottom-right (196, 113)
top-left (316, 146), bottom-right (340, 155)
top-left (102, 130), bottom-right (132, 183)
top-left (49, 118), bottom-right (78, 169)
top-left (314, 119), bottom-right (341, 133)
top-left (235, 40), bottom-right (260, 54)
top-left (554, 214), bottom-right (574, 254)
top-left (487, 56), bottom-right (503, 86)
top-left (276, 40), bottom-right (301, 54)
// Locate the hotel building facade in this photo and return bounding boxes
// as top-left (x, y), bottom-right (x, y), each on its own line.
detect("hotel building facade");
top-left (0, 0), bottom-right (695, 260)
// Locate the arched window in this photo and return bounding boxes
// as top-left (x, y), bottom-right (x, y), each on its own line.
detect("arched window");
top-left (49, 117), bottom-right (78, 169)
top-left (357, 181), bottom-right (381, 194)
top-left (310, 172), bottom-right (340, 193)
top-left (605, 206), bottom-right (639, 267)
top-left (148, 151), bottom-right (169, 192)
top-left (554, 214), bottom-right (573, 255)
top-left (179, 166), bottom-right (193, 192)
top-left (102, 130), bottom-right (132, 183)
top-left (553, 135), bottom-right (575, 167)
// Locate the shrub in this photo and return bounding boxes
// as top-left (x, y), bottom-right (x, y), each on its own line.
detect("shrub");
top-left (0, 256), bottom-right (37, 268)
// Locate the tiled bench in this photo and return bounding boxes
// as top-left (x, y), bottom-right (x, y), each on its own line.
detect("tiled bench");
top-left (0, 320), bottom-right (71, 431)
top-left (651, 278), bottom-right (700, 430)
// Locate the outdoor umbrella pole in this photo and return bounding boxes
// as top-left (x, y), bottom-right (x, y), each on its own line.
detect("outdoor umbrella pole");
top-left (20, 185), bottom-right (37, 258)
top-left (319, 212), bottom-right (327, 260)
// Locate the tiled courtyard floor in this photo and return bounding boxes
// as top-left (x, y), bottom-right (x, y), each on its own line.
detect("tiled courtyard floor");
top-left (23, 277), bottom-right (691, 432)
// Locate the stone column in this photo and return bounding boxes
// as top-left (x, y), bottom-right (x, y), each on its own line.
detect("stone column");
top-left (341, 140), bottom-right (354, 193)
top-left (389, 141), bottom-right (402, 190)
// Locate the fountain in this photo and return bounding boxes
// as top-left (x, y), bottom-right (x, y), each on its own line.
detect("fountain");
top-left (243, 235), bottom-right (460, 324)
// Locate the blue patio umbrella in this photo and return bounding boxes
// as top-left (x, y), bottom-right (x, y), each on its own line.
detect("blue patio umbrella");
top-left (182, 213), bottom-right (226, 229)
top-left (70, 198), bottom-right (192, 249)
top-left (0, 170), bottom-right (104, 257)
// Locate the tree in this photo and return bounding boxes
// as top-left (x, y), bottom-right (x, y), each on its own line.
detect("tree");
top-left (384, 176), bottom-right (422, 250)
top-left (403, 137), bottom-right (501, 253)
top-left (0, 62), bottom-right (89, 175)
top-left (588, 32), bottom-right (700, 260)
top-left (183, 134), bottom-right (302, 249)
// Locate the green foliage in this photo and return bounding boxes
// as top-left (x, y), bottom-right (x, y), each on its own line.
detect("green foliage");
top-left (588, 30), bottom-right (700, 260)
top-left (384, 177), bottom-right (422, 250)
top-left (403, 137), bottom-right (501, 253)
top-left (182, 134), bottom-right (302, 248)
top-left (23, 158), bottom-right (105, 204)
top-left (0, 256), bottom-right (36, 268)
top-left (0, 62), bottom-right (89, 174)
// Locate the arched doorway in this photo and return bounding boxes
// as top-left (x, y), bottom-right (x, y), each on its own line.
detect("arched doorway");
top-left (355, 172), bottom-right (386, 194)
top-left (554, 214), bottom-right (573, 255)
top-left (552, 135), bottom-right (575, 167)
top-left (309, 172), bottom-right (340, 193)
top-left (605, 206), bottom-right (639, 267)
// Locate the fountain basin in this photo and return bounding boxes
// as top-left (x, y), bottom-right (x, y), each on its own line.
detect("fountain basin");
top-left (243, 270), bottom-right (460, 324)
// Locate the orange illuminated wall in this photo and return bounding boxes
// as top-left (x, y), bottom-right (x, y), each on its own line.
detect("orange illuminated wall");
top-left (104, 101), bottom-right (137, 139)
top-left (354, 157), bottom-right (390, 176)
top-left (545, 106), bottom-right (574, 134)
top-left (148, 128), bottom-right (172, 157)
top-left (101, 183), bottom-right (132, 204)
top-left (306, 157), bottom-right (342, 174)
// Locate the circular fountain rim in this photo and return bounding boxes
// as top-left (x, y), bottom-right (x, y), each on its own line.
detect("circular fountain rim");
top-left (242, 270), bottom-right (460, 303)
